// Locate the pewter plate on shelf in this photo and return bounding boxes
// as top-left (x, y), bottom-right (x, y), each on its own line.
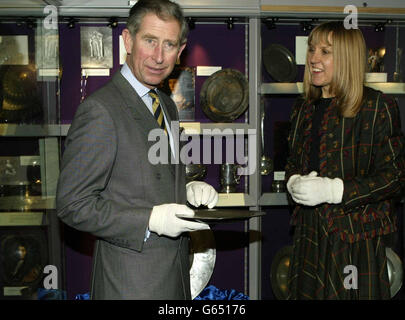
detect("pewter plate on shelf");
top-left (200, 68), bottom-right (249, 122)
top-left (180, 209), bottom-right (265, 223)
top-left (270, 245), bottom-right (293, 300)
top-left (263, 44), bottom-right (297, 82)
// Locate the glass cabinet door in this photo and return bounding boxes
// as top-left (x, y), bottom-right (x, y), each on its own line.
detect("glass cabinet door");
top-left (0, 12), bottom-right (64, 300)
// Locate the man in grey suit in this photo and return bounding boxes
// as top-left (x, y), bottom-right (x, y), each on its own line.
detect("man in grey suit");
top-left (56, 0), bottom-right (218, 299)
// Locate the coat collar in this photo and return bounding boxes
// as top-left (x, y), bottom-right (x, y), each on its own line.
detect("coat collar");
top-left (111, 71), bottom-right (173, 135)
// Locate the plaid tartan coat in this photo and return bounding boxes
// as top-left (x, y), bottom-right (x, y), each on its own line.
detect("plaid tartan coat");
top-left (285, 86), bottom-right (405, 299)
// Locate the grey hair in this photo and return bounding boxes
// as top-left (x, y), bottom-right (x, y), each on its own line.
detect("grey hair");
top-left (127, 0), bottom-right (188, 45)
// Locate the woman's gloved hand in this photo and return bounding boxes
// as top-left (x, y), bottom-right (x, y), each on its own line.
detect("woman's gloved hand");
top-left (289, 171), bottom-right (344, 206)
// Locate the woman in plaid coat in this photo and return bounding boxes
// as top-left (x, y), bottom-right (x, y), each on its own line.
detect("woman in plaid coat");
top-left (285, 21), bottom-right (405, 299)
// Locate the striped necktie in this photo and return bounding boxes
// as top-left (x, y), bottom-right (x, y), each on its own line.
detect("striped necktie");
top-left (148, 90), bottom-right (167, 134)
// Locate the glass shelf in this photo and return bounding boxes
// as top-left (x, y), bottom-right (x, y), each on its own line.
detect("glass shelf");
top-left (0, 124), bottom-right (63, 137)
top-left (0, 196), bottom-right (55, 211)
top-left (261, 82), bottom-right (405, 95)
top-left (180, 122), bottom-right (254, 135)
top-left (0, 211), bottom-right (46, 226)
top-left (0, 194), bottom-right (257, 209)
top-left (259, 192), bottom-right (288, 206)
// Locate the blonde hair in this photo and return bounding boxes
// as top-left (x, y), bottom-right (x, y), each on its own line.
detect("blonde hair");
top-left (303, 21), bottom-right (366, 117)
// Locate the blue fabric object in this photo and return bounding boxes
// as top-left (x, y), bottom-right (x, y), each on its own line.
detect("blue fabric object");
top-left (37, 288), bottom-right (67, 300)
top-left (194, 285), bottom-right (249, 300)
top-left (73, 285), bottom-right (249, 300)
top-left (75, 292), bottom-right (91, 300)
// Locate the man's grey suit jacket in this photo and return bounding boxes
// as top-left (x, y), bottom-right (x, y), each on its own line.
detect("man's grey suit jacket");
top-left (56, 71), bottom-right (190, 299)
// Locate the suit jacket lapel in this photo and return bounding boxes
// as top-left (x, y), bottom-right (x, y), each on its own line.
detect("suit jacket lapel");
top-left (112, 72), bottom-right (177, 174)
top-left (111, 72), bottom-right (160, 137)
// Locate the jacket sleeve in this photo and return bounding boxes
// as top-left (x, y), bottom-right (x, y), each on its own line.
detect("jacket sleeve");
top-left (285, 98), bottom-right (306, 205)
top-left (341, 94), bottom-right (405, 211)
top-left (56, 98), bottom-right (151, 252)
top-left (285, 98), bottom-right (306, 180)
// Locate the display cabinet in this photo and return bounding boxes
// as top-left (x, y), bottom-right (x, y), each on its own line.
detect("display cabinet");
top-left (0, 14), bottom-right (64, 299)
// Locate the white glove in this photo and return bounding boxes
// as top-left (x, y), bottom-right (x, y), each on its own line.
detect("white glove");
top-left (149, 203), bottom-right (209, 238)
top-left (186, 181), bottom-right (218, 208)
top-left (289, 171), bottom-right (344, 206)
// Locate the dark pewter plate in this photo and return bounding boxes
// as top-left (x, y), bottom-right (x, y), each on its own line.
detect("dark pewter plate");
top-left (270, 245), bottom-right (293, 300)
top-left (179, 209), bottom-right (265, 223)
top-left (263, 44), bottom-right (297, 82)
top-left (200, 68), bottom-right (249, 122)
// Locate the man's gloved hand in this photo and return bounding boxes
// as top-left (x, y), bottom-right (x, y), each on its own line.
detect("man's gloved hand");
top-left (186, 181), bottom-right (218, 208)
top-left (289, 171), bottom-right (344, 206)
top-left (149, 204), bottom-right (209, 238)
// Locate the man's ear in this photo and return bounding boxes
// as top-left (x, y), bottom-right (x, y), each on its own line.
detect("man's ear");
top-left (177, 43), bottom-right (186, 60)
top-left (122, 28), bottom-right (133, 55)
